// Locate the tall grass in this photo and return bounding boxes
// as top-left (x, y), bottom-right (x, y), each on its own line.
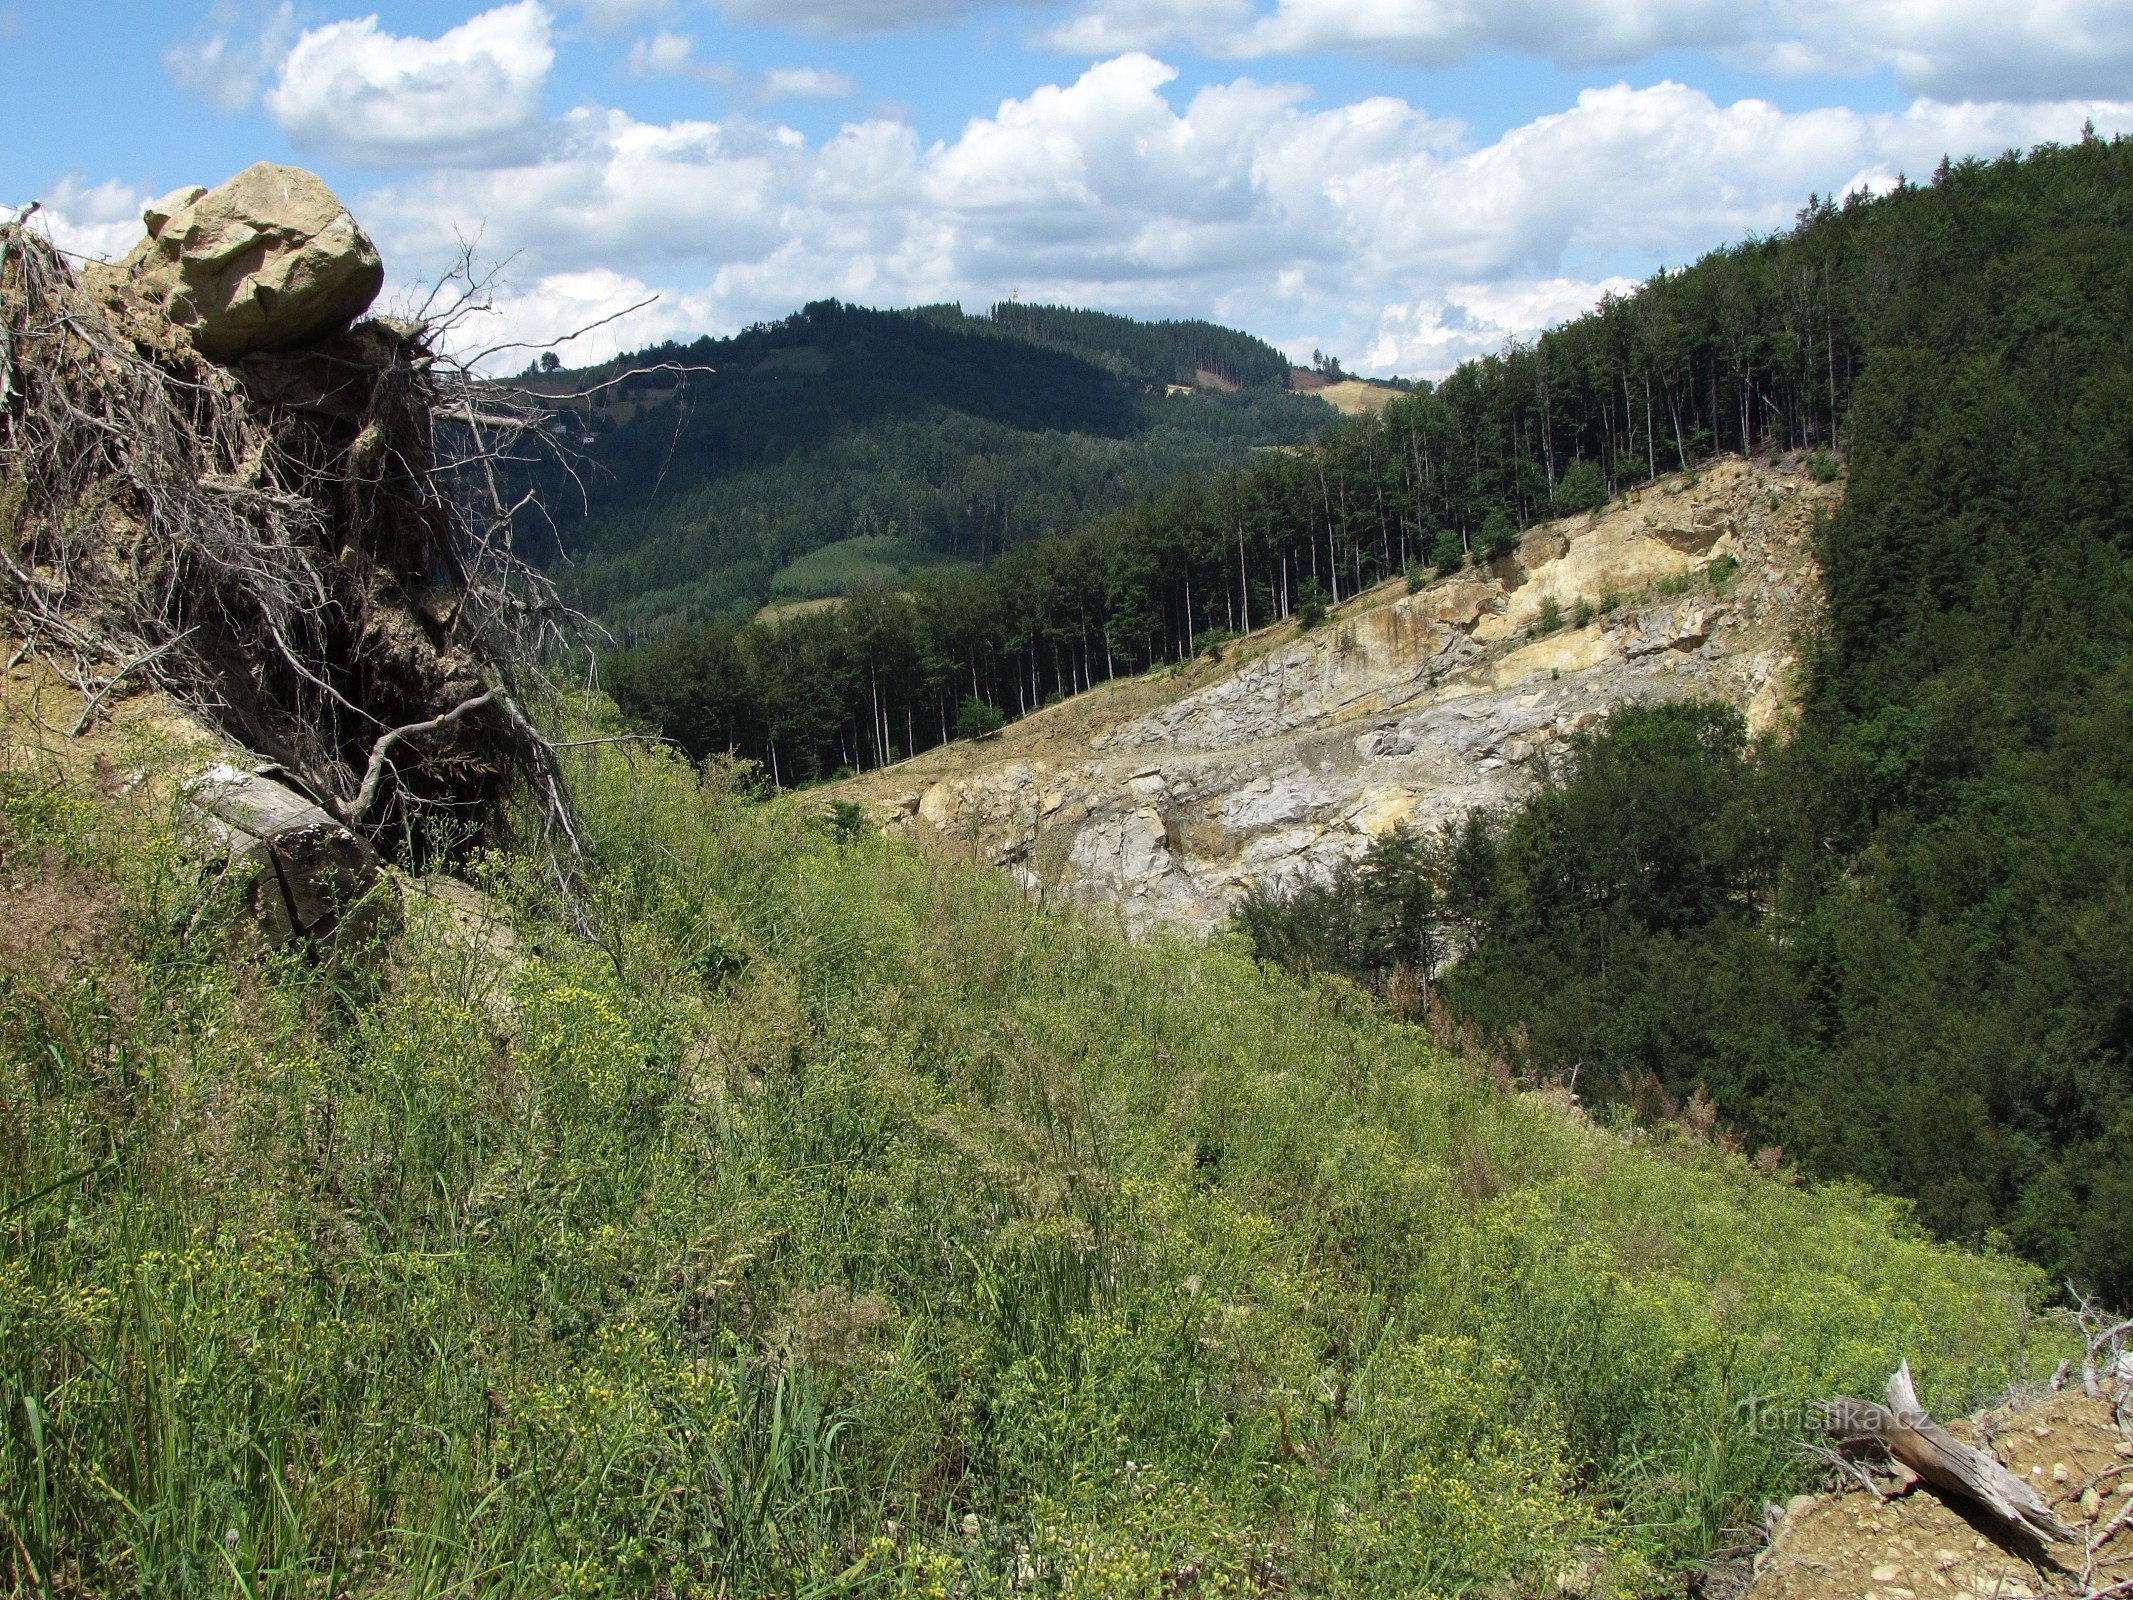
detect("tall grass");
top-left (0, 727), bottom-right (2062, 1597)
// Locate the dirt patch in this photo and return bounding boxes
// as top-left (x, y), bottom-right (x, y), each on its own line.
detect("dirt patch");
top-left (0, 642), bottom-right (220, 796)
top-left (1751, 1388), bottom-right (2133, 1599)
top-left (1311, 378), bottom-right (1403, 416)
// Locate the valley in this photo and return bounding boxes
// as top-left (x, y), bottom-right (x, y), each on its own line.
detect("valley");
top-left (6, 120), bottom-right (2133, 1600)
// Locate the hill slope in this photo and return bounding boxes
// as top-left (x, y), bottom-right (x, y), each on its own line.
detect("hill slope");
top-left (518, 300), bottom-right (1328, 635)
top-left (832, 454), bottom-right (1826, 931)
top-left (692, 134), bottom-right (2133, 1306)
top-left (0, 685), bottom-right (2061, 1596)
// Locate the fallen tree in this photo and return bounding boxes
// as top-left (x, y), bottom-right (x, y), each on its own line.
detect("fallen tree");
top-left (1823, 1360), bottom-right (2080, 1547)
top-left (0, 174), bottom-right (584, 889)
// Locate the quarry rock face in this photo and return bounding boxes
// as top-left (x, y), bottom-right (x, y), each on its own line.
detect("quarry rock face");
top-left (835, 456), bottom-right (1834, 935)
top-left (110, 163), bottom-right (384, 361)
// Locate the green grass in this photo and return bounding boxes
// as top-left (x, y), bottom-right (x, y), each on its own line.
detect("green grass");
top-left (769, 537), bottom-right (971, 602)
top-left (0, 723), bottom-right (2063, 1597)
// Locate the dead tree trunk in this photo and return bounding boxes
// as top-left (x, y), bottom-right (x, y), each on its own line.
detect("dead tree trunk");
top-left (1823, 1360), bottom-right (2077, 1546)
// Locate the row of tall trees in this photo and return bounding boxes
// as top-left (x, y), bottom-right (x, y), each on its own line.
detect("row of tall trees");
top-left (609, 177), bottom-right (1883, 779)
top-left (987, 301), bottom-right (1297, 389)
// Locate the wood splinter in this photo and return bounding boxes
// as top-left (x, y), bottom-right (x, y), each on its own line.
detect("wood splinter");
top-left (1823, 1359), bottom-right (2079, 1546)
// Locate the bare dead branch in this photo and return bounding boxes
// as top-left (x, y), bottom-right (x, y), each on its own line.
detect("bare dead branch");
top-left (460, 294), bottom-right (660, 367)
top-left (341, 687), bottom-right (499, 825)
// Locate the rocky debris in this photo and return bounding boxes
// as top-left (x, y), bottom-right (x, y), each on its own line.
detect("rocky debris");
top-left (833, 456), bottom-right (1832, 935)
top-left (183, 763), bottom-right (394, 949)
top-left (89, 162), bottom-right (383, 362)
top-left (1749, 1385), bottom-right (2133, 1600)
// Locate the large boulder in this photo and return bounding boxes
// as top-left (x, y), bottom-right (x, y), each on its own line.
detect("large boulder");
top-left (110, 163), bottom-right (384, 361)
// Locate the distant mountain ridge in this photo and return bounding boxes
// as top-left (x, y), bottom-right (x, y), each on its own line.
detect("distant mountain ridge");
top-left (983, 300), bottom-right (1295, 390)
top-left (514, 298), bottom-right (1328, 636)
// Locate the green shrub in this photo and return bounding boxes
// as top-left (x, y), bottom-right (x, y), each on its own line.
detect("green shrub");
top-left (955, 697), bottom-right (1006, 740)
top-left (1554, 457), bottom-right (1607, 515)
top-left (1295, 577), bottom-right (1329, 629)
top-left (1480, 510), bottom-right (1519, 561)
top-left (1431, 528), bottom-right (1467, 575)
top-left (822, 797), bottom-right (870, 844)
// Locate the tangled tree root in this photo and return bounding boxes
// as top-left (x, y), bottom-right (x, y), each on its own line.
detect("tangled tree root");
top-left (0, 215), bottom-right (584, 892)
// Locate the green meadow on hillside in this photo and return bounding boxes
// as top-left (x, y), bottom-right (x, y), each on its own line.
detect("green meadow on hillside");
top-left (0, 724), bottom-right (2061, 1597)
top-left (770, 537), bottom-right (970, 604)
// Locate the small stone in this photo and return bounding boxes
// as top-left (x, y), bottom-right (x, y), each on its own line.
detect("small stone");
top-left (1873, 1566), bottom-right (1902, 1583)
top-left (2053, 1461), bottom-right (2070, 1481)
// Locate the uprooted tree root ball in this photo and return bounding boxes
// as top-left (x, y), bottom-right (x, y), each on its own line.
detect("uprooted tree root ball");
top-left (0, 217), bottom-right (582, 876)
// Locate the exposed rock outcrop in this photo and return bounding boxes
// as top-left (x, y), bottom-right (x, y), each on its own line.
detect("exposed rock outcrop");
top-left (835, 456), bottom-right (1831, 933)
top-left (89, 163), bottom-right (383, 361)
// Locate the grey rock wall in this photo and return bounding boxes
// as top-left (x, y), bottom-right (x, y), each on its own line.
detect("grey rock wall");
top-left (842, 456), bottom-right (1831, 935)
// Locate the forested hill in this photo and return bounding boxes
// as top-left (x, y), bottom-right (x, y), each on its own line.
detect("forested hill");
top-left (612, 132), bottom-right (2133, 1300)
top-left (985, 301), bottom-right (1295, 389)
top-left (516, 299), bottom-right (1327, 635)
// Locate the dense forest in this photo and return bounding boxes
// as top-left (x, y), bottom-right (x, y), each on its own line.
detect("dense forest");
top-left (521, 299), bottom-right (1324, 634)
top-left (1230, 131), bottom-right (2133, 1301)
top-left (986, 301), bottom-right (1299, 389)
top-left (607, 155), bottom-right (1871, 780)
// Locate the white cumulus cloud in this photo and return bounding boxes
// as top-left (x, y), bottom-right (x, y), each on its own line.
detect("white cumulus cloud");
top-left (1045, 0), bottom-right (2133, 104)
top-left (342, 58), bottom-right (2131, 376)
top-left (164, 0), bottom-right (299, 113)
top-left (24, 177), bottom-right (152, 262)
top-left (264, 1), bottom-right (557, 168)
top-left (362, 106), bottom-right (806, 272)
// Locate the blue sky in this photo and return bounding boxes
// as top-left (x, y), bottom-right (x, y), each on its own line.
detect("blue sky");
top-left (6, 0), bottom-right (2130, 374)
